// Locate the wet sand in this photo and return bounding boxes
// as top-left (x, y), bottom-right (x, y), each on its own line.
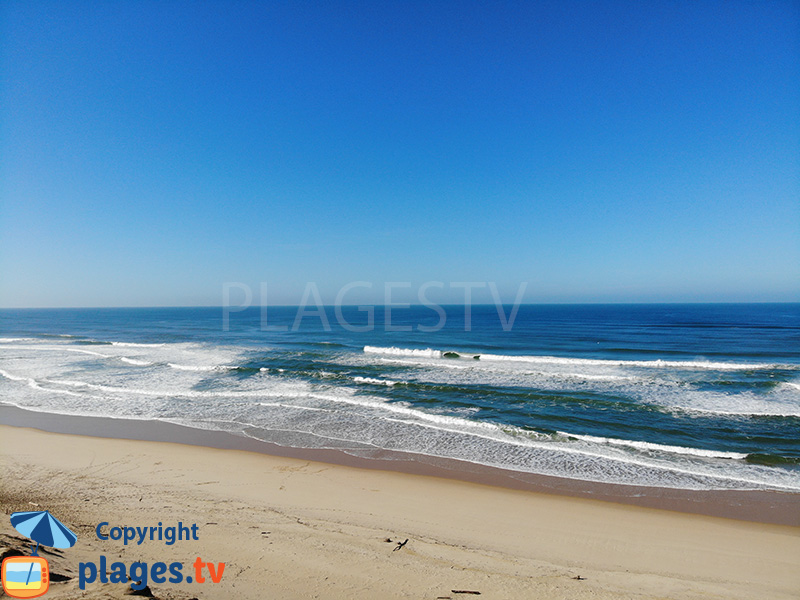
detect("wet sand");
top-left (1, 415), bottom-right (798, 599)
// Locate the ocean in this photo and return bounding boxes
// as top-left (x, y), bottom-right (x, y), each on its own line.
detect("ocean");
top-left (1, 303), bottom-right (798, 492)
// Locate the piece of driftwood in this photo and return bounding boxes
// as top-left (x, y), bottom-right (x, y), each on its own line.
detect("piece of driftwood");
top-left (393, 538), bottom-right (409, 551)
top-left (451, 591), bottom-right (481, 595)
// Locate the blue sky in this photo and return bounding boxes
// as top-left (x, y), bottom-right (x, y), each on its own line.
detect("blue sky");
top-left (1, 0), bottom-right (798, 307)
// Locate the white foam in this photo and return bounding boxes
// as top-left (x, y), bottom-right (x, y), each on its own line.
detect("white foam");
top-left (42, 379), bottom-right (169, 396)
top-left (0, 341), bottom-right (245, 373)
top-left (556, 431), bottom-right (748, 459)
top-left (0, 369), bottom-right (86, 398)
top-left (673, 404), bottom-right (800, 418)
top-left (374, 357), bottom-right (471, 369)
top-left (364, 346), bottom-right (442, 358)
top-left (258, 402), bottom-right (330, 412)
top-left (352, 376), bottom-right (403, 387)
top-left (167, 363), bottom-right (237, 372)
top-left (43, 378), bottom-right (261, 398)
top-left (362, 345), bottom-right (791, 371)
top-left (280, 393), bottom-right (798, 490)
top-left (3, 339), bottom-right (798, 492)
top-left (0, 344), bottom-right (111, 358)
top-left (645, 384), bottom-right (800, 418)
top-left (305, 390), bottom-right (505, 432)
top-left (355, 347), bottom-right (800, 419)
top-left (478, 353), bottom-right (784, 371)
top-left (356, 355), bottom-right (654, 388)
top-left (0, 368), bottom-right (28, 381)
top-left (120, 357), bottom-right (152, 366)
top-left (66, 347), bottom-right (111, 357)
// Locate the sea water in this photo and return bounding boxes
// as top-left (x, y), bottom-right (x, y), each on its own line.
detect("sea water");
top-left (1, 304), bottom-right (798, 491)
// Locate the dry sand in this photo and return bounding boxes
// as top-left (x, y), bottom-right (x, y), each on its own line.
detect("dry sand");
top-left (1, 424), bottom-right (798, 600)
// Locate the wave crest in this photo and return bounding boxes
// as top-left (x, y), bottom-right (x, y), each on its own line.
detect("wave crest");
top-left (364, 346), bottom-right (442, 358)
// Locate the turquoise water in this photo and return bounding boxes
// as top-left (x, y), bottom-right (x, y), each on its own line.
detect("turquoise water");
top-left (1, 304), bottom-right (798, 491)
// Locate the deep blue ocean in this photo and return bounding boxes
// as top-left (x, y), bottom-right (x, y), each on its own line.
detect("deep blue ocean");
top-left (1, 304), bottom-right (798, 491)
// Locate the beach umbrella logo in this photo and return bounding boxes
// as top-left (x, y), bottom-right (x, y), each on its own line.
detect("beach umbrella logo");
top-left (2, 510), bottom-right (77, 599)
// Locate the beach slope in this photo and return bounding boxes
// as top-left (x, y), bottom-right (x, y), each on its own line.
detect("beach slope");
top-left (1, 425), bottom-right (798, 600)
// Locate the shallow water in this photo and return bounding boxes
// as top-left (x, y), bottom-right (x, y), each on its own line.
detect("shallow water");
top-left (1, 303), bottom-right (798, 491)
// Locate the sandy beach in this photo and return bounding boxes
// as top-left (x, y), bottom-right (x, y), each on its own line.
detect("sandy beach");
top-left (1, 422), bottom-right (798, 600)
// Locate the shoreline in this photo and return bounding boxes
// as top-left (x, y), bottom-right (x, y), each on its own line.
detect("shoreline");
top-left (1, 404), bottom-right (798, 526)
top-left (1, 419), bottom-right (799, 599)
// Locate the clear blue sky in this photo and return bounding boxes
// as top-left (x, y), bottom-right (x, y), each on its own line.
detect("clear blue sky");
top-left (1, 0), bottom-right (798, 307)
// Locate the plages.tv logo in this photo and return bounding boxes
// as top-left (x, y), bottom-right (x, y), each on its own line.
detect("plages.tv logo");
top-left (1, 510), bottom-right (77, 599)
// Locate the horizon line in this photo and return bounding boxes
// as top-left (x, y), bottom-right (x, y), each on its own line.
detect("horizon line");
top-left (1, 300), bottom-right (798, 310)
